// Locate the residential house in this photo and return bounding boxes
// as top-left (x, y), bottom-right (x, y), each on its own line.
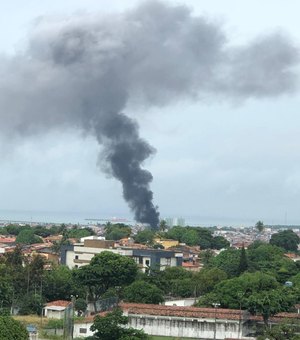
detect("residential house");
top-left (43, 300), bottom-right (72, 319)
top-left (60, 237), bottom-right (183, 271)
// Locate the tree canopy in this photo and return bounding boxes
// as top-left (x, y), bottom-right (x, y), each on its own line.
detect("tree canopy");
top-left (210, 248), bottom-right (241, 277)
top-left (163, 226), bottom-right (229, 249)
top-left (0, 317), bottom-right (28, 339)
top-left (16, 229), bottom-right (43, 245)
top-left (89, 308), bottom-right (148, 340)
top-left (105, 223), bottom-right (131, 241)
top-left (124, 281), bottom-right (164, 304)
top-left (255, 221), bottom-right (265, 233)
top-left (75, 251), bottom-right (138, 302)
top-left (134, 229), bottom-right (155, 245)
top-left (270, 230), bottom-right (300, 252)
top-left (247, 288), bottom-right (294, 326)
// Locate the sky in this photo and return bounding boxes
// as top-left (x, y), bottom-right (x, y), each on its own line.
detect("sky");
top-left (1, 1), bottom-right (300, 226)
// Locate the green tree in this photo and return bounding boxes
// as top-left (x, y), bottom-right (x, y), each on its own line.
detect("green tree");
top-left (4, 224), bottom-right (24, 235)
top-left (163, 266), bottom-right (193, 281)
top-left (33, 225), bottom-right (52, 237)
top-left (90, 308), bottom-right (148, 340)
top-left (258, 319), bottom-right (300, 340)
top-left (270, 230), bottom-right (300, 252)
top-left (246, 243), bottom-right (297, 281)
top-left (18, 293), bottom-right (44, 315)
top-left (164, 226), bottom-right (216, 248)
top-left (199, 249), bottom-right (215, 266)
top-left (247, 288), bottom-right (294, 327)
top-left (124, 281), bottom-right (164, 304)
top-left (154, 267), bottom-right (194, 297)
top-left (105, 224), bottom-right (131, 241)
top-left (198, 272), bottom-right (279, 309)
top-left (16, 229), bottom-right (43, 245)
top-left (165, 226), bottom-right (186, 243)
top-left (0, 264), bottom-right (13, 308)
top-left (75, 298), bottom-right (87, 315)
top-left (194, 268), bottom-right (227, 295)
top-left (0, 316), bottom-right (28, 339)
top-left (134, 229), bottom-right (155, 244)
top-left (75, 252), bottom-right (138, 305)
top-left (43, 265), bottom-right (80, 301)
top-left (211, 236), bottom-right (230, 250)
top-left (210, 248), bottom-right (241, 277)
top-left (290, 273), bottom-right (300, 288)
top-left (197, 228), bottom-right (214, 249)
top-left (5, 245), bottom-right (23, 266)
top-left (182, 229), bottom-right (200, 246)
top-left (256, 221), bottom-right (265, 233)
top-left (248, 240), bottom-right (267, 250)
top-left (169, 278), bottom-right (196, 298)
top-left (159, 219), bottom-right (168, 232)
top-left (4, 246), bottom-right (28, 300)
top-left (66, 226), bottom-right (95, 240)
top-left (238, 246), bottom-right (248, 274)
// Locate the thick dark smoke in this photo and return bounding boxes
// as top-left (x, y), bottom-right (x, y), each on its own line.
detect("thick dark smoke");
top-left (0, 1), bottom-right (298, 228)
top-left (96, 113), bottom-right (159, 226)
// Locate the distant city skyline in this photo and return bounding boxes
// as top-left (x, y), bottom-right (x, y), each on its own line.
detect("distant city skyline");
top-left (0, 1), bottom-right (300, 225)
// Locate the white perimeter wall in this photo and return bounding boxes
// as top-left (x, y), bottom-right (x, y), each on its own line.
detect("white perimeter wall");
top-left (74, 314), bottom-right (243, 339)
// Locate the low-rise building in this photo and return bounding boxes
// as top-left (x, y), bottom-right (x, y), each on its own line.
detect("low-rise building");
top-left (153, 238), bottom-right (179, 249)
top-left (43, 300), bottom-right (72, 319)
top-left (73, 303), bottom-right (300, 339)
top-left (60, 237), bottom-right (183, 271)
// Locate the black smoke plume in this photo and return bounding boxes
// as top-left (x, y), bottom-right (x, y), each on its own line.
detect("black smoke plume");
top-left (0, 1), bottom-right (298, 228)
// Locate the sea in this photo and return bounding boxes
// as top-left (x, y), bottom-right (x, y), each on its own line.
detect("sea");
top-left (0, 209), bottom-right (293, 228)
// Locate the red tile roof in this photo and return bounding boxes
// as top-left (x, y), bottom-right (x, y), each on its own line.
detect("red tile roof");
top-left (78, 303), bottom-right (300, 326)
top-left (120, 303), bottom-right (242, 320)
top-left (46, 300), bottom-right (71, 307)
top-left (0, 237), bottom-right (16, 243)
top-left (120, 303), bottom-right (300, 322)
top-left (182, 262), bottom-right (199, 267)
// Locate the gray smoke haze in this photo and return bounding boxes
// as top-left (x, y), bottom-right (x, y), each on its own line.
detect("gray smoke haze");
top-left (0, 0), bottom-right (298, 228)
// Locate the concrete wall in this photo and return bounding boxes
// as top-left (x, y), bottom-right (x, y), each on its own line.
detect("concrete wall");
top-left (164, 298), bottom-right (197, 307)
top-left (73, 314), bottom-right (248, 339)
top-left (63, 246), bottom-right (133, 269)
top-left (44, 308), bottom-right (65, 319)
top-left (73, 322), bottom-right (94, 338)
top-left (128, 315), bottom-right (243, 339)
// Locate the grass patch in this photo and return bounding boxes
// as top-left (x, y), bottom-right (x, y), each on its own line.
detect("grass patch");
top-left (13, 314), bottom-right (44, 328)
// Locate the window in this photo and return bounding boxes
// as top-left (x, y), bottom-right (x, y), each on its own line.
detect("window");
top-left (79, 328), bottom-right (87, 334)
top-left (166, 258), bottom-right (171, 266)
top-left (145, 259), bottom-right (150, 266)
top-left (75, 255), bottom-right (79, 260)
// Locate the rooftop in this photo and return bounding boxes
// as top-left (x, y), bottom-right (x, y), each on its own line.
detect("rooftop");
top-left (46, 300), bottom-right (71, 308)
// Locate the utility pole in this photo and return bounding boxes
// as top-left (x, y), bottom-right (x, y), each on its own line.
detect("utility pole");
top-left (212, 302), bottom-right (220, 340)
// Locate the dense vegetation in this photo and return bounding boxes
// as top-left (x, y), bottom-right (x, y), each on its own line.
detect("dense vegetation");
top-left (0, 316), bottom-right (29, 339)
top-left (133, 225), bottom-right (230, 249)
top-left (88, 308), bottom-right (148, 340)
top-left (1, 223), bottom-right (95, 244)
top-left (0, 223), bottom-right (300, 332)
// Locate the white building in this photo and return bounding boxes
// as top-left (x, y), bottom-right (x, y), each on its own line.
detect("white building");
top-left (43, 300), bottom-right (72, 319)
top-left (60, 238), bottom-right (183, 272)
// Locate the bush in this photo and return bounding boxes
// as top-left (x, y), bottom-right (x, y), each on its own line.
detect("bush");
top-left (0, 316), bottom-right (29, 339)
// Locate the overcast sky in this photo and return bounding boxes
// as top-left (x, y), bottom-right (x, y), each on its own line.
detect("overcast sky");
top-left (1, 0), bottom-right (300, 226)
